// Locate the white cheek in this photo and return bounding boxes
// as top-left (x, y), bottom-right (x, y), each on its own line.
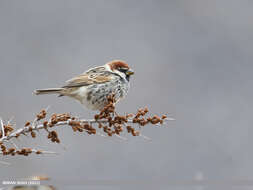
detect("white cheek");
top-left (113, 70), bottom-right (126, 78)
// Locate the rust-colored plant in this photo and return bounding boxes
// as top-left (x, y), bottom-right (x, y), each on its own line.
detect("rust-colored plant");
top-left (0, 94), bottom-right (174, 158)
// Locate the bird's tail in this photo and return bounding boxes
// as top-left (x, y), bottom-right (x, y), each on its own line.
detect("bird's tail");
top-left (34, 88), bottom-right (64, 95)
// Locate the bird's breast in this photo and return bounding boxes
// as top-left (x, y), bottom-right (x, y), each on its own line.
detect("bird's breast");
top-left (71, 77), bottom-right (129, 110)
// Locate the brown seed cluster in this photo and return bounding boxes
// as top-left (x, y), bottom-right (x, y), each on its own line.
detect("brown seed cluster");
top-left (0, 94), bottom-right (170, 156)
top-left (0, 145), bottom-right (42, 156)
top-left (0, 124), bottom-right (14, 138)
top-left (92, 94), bottom-right (168, 137)
top-left (27, 126), bottom-right (37, 138)
top-left (94, 95), bottom-right (116, 120)
top-left (36, 109), bottom-right (47, 121)
top-left (31, 131), bottom-right (36, 138)
top-left (68, 120), bottom-right (96, 134)
top-left (1, 146), bottom-right (17, 156)
top-left (25, 121), bottom-right (30, 127)
top-left (48, 113), bottom-right (71, 126)
top-left (47, 130), bottom-right (60, 143)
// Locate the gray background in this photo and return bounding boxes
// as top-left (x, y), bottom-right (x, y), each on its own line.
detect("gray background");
top-left (0, 0), bottom-right (253, 189)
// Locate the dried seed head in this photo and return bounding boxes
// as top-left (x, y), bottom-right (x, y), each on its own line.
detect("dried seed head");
top-left (1, 145), bottom-right (6, 151)
top-left (25, 122), bottom-right (31, 127)
top-left (31, 131), bottom-right (36, 138)
top-left (69, 121), bottom-right (81, 127)
top-left (98, 123), bottom-right (103, 128)
top-left (161, 115), bottom-right (167, 119)
top-left (43, 121), bottom-right (48, 127)
top-left (37, 109), bottom-right (47, 121)
top-left (4, 124), bottom-right (14, 136)
top-left (126, 126), bottom-right (132, 133)
top-left (8, 148), bottom-right (15, 153)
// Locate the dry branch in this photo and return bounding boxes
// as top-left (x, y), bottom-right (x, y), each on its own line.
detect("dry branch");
top-left (0, 94), bottom-right (174, 157)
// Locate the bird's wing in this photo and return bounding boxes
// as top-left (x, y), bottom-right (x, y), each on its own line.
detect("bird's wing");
top-left (63, 67), bottom-right (112, 88)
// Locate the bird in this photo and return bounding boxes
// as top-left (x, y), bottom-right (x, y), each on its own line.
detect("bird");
top-left (34, 60), bottom-right (134, 111)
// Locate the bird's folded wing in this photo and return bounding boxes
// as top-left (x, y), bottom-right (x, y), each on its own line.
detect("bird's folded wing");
top-left (63, 70), bottom-right (112, 88)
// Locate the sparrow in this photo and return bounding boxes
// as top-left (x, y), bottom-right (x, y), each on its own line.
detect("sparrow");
top-left (34, 60), bottom-right (134, 111)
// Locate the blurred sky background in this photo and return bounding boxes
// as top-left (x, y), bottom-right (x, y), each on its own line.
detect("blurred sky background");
top-left (0, 0), bottom-right (253, 189)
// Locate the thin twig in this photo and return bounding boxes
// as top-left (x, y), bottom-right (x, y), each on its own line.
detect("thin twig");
top-left (0, 160), bottom-right (10, 165)
top-left (0, 118), bottom-right (139, 143)
top-left (10, 140), bottom-right (19, 150)
top-left (0, 118), bottom-right (5, 138)
top-left (0, 149), bottom-right (58, 155)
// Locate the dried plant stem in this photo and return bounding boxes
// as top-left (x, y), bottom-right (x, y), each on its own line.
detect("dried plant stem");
top-left (0, 118), bottom-right (139, 143)
top-left (0, 95), bottom-right (173, 157)
top-left (0, 149), bottom-right (58, 155)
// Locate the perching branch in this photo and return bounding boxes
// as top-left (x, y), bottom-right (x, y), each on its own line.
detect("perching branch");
top-left (0, 94), bottom-right (174, 157)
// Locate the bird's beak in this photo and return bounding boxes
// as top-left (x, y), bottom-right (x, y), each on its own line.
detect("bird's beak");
top-left (126, 69), bottom-right (134, 76)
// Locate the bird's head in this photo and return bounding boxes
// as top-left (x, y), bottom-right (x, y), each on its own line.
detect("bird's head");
top-left (105, 60), bottom-right (134, 81)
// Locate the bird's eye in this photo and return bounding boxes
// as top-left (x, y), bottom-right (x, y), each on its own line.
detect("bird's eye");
top-left (118, 68), bottom-right (128, 73)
